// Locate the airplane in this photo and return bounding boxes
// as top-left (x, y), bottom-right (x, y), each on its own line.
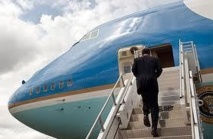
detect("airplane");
top-left (8, 0), bottom-right (213, 139)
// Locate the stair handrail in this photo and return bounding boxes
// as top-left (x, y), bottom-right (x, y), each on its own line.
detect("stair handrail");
top-left (187, 69), bottom-right (203, 139)
top-left (86, 73), bottom-right (134, 139)
top-left (120, 76), bottom-right (134, 104)
top-left (181, 41), bottom-right (202, 83)
top-left (85, 74), bottom-right (124, 139)
top-left (98, 75), bottom-right (134, 139)
top-left (192, 43), bottom-right (202, 83)
top-left (189, 71), bottom-right (202, 139)
top-left (179, 40), bottom-right (202, 104)
top-left (180, 40), bottom-right (203, 139)
top-left (179, 40), bottom-right (191, 126)
top-left (179, 40), bottom-right (185, 99)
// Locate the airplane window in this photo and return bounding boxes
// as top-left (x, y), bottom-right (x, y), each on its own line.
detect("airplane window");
top-left (124, 65), bottom-right (131, 73)
top-left (67, 79), bottom-right (73, 87)
top-left (36, 86), bottom-right (40, 93)
top-left (43, 85), bottom-right (48, 92)
top-left (59, 81), bottom-right (64, 89)
top-left (51, 83), bottom-right (55, 90)
top-left (91, 30), bottom-right (99, 38)
top-left (122, 51), bottom-right (127, 56)
top-left (81, 30), bottom-right (99, 41)
top-left (29, 88), bottom-right (33, 96)
top-left (81, 33), bottom-right (90, 41)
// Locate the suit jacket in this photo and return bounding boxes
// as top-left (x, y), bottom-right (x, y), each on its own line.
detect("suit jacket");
top-left (132, 55), bottom-right (162, 94)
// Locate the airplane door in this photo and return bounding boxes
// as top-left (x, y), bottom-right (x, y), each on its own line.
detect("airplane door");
top-left (118, 45), bottom-right (144, 82)
top-left (150, 44), bottom-right (175, 68)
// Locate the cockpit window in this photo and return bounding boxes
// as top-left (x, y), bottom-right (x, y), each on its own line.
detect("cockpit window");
top-left (81, 33), bottom-right (90, 40)
top-left (81, 29), bottom-right (99, 41)
top-left (91, 30), bottom-right (99, 38)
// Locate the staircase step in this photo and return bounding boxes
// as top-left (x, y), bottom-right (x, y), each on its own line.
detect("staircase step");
top-left (132, 105), bottom-right (182, 114)
top-left (158, 94), bottom-right (181, 105)
top-left (159, 110), bottom-right (183, 119)
top-left (128, 118), bottom-right (186, 129)
top-left (159, 95), bottom-right (180, 102)
top-left (159, 81), bottom-right (180, 88)
top-left (159, 70), bottom-right (179, 75)
top-left (159, 74), bottom-right (179, 79)
top-left (160, 69), bottom-right (179, 75)
top-left (131, 110), bottom-right (184, 122)
top-left (137, 101), bottom-right (182, 109)
top-left (159, 71), bottom-right (179, 75)
top-left (159, 118), bottom-right (185, 128)
top-left (162, 66), bottom-right (179, 71)
top-left (127, 135), bottom-right (192, 139)
top-left (158, 76), bottom-right (179, 82)
top-left (159, 100), bottom-right (180, 106)
top-left (159, 85), bottom-right (179, 92)
top-left (121, 126), bottom-right (191, 138)
top-left (159, 90), bottom-right (179, 96)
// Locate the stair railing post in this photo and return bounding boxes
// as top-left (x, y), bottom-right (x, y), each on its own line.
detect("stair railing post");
top-left (193, 44), bottom-right (202, 83)
top-left (99, 116), bottom-right (105, 132)
top-left (111, 91), bottom-right (117, 106)
top-left (121, 75), bottom-right (125, 87)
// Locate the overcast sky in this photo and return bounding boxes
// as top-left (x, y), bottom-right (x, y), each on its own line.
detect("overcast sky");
top-left (0, 0), bottom-right (179, 138)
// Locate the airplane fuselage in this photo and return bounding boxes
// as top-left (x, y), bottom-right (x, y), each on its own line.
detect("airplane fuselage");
top-left (8, 0), bottom-right (213, 138)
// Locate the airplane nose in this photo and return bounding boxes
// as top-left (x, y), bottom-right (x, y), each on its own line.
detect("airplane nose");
top-left (9, 90), bottom-right (20, 109)
top-left (8, 84), bottom-right (31, 114)
top-left (8, 83), bottom-right (46, 131)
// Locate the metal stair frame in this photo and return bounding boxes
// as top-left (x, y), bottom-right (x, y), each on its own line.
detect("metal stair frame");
top-left (85, 74), bottom-right (138, 139)
top-left (86, 40), bottom-right (204, 139)
top-left (179, 40), bottom-right (204, 139)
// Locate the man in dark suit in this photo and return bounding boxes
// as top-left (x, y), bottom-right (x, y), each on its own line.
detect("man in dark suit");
top-left (132, 48), bottom-right (162, 137)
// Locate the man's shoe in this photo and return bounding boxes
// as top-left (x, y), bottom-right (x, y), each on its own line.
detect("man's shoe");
top-left (151, 129), bottom-right (159, 137)
top-left (143, 115), bottom-right (150, 127)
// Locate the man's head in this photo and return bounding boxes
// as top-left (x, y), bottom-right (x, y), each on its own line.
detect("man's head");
top-left (142, 48), bottom-right (151, 55)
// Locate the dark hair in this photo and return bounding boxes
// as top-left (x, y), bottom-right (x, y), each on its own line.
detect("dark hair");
top-left (142, 48), bottom-right (150, 55)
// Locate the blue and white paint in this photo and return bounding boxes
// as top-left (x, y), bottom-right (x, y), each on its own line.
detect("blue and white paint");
top-left (8, 0), bottom-right (213, 138)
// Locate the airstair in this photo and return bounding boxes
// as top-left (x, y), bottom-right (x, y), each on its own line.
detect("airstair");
top-left (86, 41), bottom-right (203, 139)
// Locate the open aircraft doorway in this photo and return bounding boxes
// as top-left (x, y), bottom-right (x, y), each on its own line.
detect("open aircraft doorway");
top-left (150, 44), bottom-right (175, 68)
